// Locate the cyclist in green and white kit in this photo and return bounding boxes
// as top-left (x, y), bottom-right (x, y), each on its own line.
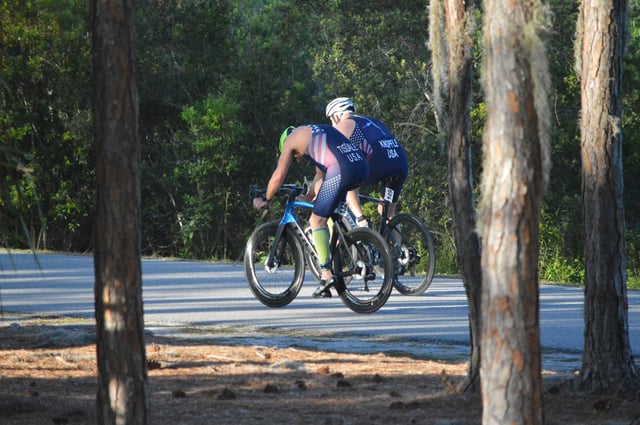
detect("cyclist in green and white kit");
top-left (253, 124), bottom-right (368, 297)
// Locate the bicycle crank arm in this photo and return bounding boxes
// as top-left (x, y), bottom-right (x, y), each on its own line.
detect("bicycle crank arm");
top-left (330, 275), bottom-right (346, 295)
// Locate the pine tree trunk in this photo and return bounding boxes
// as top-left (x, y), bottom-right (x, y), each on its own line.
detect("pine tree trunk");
top-left (578, 0), bottom-right (639, 394)
top-left (444, 0), bottom-right (482, 392)
top-left (479, 0), bottom-right (550, 423)
top-left (92, 0), bottom-right (147, 423)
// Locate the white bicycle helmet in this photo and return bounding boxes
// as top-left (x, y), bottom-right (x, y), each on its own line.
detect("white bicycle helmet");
top-left (325, 97), bottom-right (356, 118)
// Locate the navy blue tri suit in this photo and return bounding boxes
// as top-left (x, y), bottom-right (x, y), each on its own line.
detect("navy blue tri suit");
top-left (304, 124), bottom-right (369, 218)
top-left (347, 115), bottom-right (408, 201)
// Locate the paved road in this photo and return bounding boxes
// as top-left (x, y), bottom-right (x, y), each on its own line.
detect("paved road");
top-left (2, 252), bottom-right (639, 364)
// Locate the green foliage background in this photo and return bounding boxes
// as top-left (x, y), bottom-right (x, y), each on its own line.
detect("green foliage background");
top-left (2, 0), bottom-right (640, 287)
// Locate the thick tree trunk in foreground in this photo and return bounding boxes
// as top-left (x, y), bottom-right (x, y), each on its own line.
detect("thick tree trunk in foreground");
top-left (479, 0), bottom-right (551, 423)
top-left (578, 0), bottom-right (639, 395)
top-left (92, 0), bottom-right (147, 423)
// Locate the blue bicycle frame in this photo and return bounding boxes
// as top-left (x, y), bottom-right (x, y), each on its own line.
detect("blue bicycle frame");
top-left (266, 197), bottom-right (315, 270)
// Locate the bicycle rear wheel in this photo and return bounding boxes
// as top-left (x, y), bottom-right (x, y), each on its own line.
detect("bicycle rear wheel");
top-left (333, 227), bottom-right (394, 314)
top-left (244, 222), bottom-right (305, 307)
top-left (384, 214), bottom-right (436, 296)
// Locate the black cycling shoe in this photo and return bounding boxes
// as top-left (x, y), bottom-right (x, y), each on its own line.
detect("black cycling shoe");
top-left (313, 288), bottom-right (332, 298)
top-left (313, 277), bottom-right (335, 298)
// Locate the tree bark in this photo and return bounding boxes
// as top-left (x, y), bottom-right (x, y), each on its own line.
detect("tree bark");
top-left (578, 0), bottom-right (639, 394)
top-left (444, 0), bottom-right (483, 392)
top-left (479, 0), bottom-right (550, 423)
top-left (92, 0), bottom-right (147, 423)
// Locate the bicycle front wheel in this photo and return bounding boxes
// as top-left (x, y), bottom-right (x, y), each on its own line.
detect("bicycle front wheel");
top-left (333, 227), bottom-right (394, 314)
top-left (384, 214), bottom-right (436, 296)
top-left (244, 222), bottom-right (305, 307)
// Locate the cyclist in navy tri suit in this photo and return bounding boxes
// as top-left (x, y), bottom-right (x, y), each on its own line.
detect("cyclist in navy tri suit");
top-left (325, 97), bottom-right (409, 227)
top-left (253, 124), bottom-right (368, 297)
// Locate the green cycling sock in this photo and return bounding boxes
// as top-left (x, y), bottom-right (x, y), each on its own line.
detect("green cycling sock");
top-left (312, 228), bottom-right (331, 269)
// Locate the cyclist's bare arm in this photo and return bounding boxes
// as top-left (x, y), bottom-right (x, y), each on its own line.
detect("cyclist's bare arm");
top-left (262, 126), bottom-right (312, 203)
top-left (303, 168), bottom-right (324, 202)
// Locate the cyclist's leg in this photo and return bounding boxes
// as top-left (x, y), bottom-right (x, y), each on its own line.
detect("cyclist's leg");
top-left (346, 188), bottom-right (368, 227)
top-left (376, 175), bottom-right (407, 259)
top-left (314, 156), bottom-right (368, 294)
top-left (309, 213), bottom-right (331, 280)
top-left (309, 213), bottom-right (333, 298)
top-left (310, 173), bottom-right (342, 296)
top-left (378, 174), bottom-right (406, 220)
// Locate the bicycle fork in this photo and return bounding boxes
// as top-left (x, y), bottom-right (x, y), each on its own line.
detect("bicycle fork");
top-left (264, 223), bottom-right (288, 273)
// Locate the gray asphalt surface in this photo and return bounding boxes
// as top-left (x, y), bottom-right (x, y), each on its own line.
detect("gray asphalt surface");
top-left (2, 252), bottom-right (639, 371)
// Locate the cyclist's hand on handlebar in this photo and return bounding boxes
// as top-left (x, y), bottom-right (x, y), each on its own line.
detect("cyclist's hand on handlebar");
top-left (252, 197), bottom-right (269, 210)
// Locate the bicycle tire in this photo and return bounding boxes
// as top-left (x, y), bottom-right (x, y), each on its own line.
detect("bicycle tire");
top-left (384, 214), bottom-right (436, 296)
top-left (244, 221), bottom-right (305, 307)
top-left (333, 227), bottom-right (394, 314)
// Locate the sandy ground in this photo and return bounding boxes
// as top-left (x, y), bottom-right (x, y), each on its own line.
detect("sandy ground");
top-left (1, 314), bottom-right (639, 425)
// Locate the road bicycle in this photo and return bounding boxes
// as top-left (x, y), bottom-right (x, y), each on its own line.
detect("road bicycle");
top-left (342, 187), bottom-right (436, 296)
top-left (244, 184), bottom-right (394, 314)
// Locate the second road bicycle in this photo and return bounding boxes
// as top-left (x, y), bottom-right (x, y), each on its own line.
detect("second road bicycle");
top-left (343, 187), bottom-right (436, 295)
